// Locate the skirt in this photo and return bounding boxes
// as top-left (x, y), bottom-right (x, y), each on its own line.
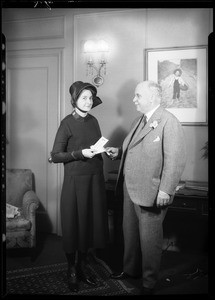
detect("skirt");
top-left (60, 173), bottom-right (109, 253)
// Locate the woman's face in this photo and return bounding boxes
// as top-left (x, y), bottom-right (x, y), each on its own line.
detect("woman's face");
top-left (76, 89), bottom-right (93, 112)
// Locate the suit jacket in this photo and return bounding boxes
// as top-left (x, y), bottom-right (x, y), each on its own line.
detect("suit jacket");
top-left (116, 106), bottom-right (187, 207)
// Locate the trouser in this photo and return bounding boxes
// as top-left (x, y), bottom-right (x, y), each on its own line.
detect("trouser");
top-left (122, 181), bottom-right (168, 289)
top-left (173, 80), bottom-right (180, 99)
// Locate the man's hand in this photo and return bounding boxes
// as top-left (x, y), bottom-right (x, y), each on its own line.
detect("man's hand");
top-left (156, 190), bottom-right (171, 207)
top-left (105, 147), bottom-right (119, 160)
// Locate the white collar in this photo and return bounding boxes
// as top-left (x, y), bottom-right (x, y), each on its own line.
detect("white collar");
top-left (145, 105), bottom-right (160, 122)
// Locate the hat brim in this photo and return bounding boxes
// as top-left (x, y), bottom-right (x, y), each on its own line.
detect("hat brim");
top-left (92, 95), bottom-right (102, 108)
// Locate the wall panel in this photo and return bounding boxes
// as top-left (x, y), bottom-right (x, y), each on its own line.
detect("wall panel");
top-left (6, 50), bottom-right (62, 234)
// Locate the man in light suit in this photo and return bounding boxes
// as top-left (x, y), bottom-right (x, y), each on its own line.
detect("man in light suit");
top-left (106, 80), bottom-right (186, 295)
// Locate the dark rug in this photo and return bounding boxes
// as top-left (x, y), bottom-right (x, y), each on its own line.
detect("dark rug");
top-left (6, 257), bottom-right (135, 296)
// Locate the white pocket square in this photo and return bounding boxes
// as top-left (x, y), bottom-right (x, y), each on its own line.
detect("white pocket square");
top-left (153, 136), bottom-right (160, 142)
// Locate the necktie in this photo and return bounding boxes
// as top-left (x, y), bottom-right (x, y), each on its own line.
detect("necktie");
top-left (142, 114), bottom-right (147, 128)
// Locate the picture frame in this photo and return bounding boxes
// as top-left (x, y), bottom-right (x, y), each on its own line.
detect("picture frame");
top-left (145, 46), bottom-right (208, 125)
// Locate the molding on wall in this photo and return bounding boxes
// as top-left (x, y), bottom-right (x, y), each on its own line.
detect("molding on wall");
top-left (6, 49), bottom-right (63, 234)
top-left (74, 7), bottom-right (212, 19)
top-left (6, 49), bottom-right (64, 57)
top-left (74, 8), bottom-right (144, 19)
top-left (2, 15), bottom-right (65, 42)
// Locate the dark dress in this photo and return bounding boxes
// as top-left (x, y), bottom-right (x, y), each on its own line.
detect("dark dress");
top-left (51, 111), bottom-right (109, 253)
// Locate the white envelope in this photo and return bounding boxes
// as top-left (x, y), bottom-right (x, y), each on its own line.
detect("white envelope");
top-left (153, 136), bottom-right (160, 142)
top-left (90, 147), bottom-right (106, 154)
top-left (90, 136), bottom-right (109, 154)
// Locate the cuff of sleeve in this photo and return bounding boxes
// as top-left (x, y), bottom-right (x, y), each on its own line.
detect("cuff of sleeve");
top-left (117, 147), bottom-right (122, 159)
top-left (71, 150), bottom-right (84, 160)
top-left (159, 190), bottom-right (171, 197)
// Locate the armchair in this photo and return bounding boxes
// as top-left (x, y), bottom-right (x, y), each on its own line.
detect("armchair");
top-left (6, 169), bottom-right (40, 248)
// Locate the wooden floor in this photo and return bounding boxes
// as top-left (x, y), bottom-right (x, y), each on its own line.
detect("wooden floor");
top-left (5, 231), bottom-right (209, 296)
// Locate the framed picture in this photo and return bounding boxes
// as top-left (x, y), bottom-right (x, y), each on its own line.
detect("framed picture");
top-left (145, 46), bottom-right (207, 125)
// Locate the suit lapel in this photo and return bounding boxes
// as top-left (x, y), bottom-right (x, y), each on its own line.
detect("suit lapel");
top-left (129, 106), bottom-right (164, 150)
top-left (118, 116), bottom-right (143, 174)
top-left (122, 116), bottom-right (143, 151)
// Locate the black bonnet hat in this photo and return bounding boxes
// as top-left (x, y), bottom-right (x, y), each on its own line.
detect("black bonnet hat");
top-left (69, 81), bottom-right (102, 108)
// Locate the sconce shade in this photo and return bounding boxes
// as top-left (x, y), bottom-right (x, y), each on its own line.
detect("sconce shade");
top-left (84, 40), bottom-right (96, 53)
top-left (69, 81), bottom-right (102, 108)
top-left (97, 40), bottom-right (109, 52)
top-left (84, 40), bottom-right (109, 53)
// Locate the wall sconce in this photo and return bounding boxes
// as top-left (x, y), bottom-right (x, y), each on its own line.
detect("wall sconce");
top-left (84, 39), bottom-right (109, 87)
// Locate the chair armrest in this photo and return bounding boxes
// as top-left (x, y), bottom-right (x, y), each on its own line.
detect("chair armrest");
top-left (22, 190), bottom-right (40, 220)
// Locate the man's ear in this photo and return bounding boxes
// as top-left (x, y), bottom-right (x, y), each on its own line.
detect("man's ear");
top-left (150, 93), bottom-right (155, 103)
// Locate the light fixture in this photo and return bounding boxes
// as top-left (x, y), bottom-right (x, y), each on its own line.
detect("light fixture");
top-left (84, 39), bottom-right (109, 87)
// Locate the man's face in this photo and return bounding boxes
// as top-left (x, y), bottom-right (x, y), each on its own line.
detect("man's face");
top-left (133, 83), bottom-right (152, 114)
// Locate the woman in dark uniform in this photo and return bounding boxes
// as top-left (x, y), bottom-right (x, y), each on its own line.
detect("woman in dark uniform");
top-left (51, 81), bottom-right (109, 292)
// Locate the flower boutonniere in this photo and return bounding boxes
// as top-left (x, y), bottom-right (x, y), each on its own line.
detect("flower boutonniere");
top-left (149, 120), bottom-right (158, 129)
